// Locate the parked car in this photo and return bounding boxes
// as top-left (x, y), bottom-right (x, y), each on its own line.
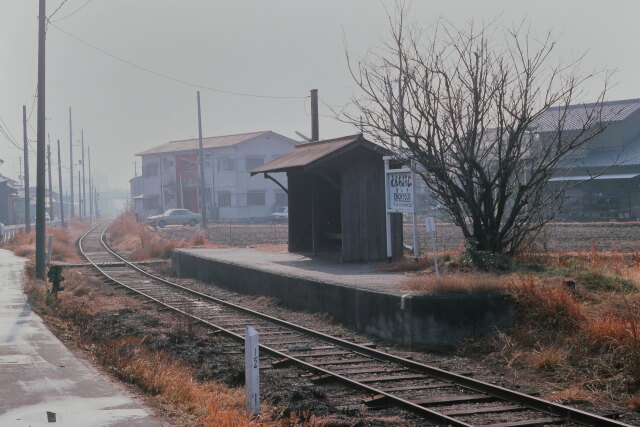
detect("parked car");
top-left (145, 209), bottom-right (200, 227)
top-left (270, 207), bottom-right (288, 221)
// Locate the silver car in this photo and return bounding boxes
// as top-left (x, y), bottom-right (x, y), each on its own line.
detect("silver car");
top-left (145, 209), bottom-right (200, 227)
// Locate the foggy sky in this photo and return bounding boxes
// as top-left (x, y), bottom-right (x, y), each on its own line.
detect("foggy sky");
top-left (2, 0), bottom-right (640, 193)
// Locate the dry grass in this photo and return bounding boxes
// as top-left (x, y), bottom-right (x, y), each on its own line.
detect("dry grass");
top-left (23, 269), bottom-right (322, 425)
top-left (378, 251), bottom-right (458, 273)
top-left (1, 221), bottom-right (87, 263)
top-left (400, 273), bottom-right (508, 295)
top-left (108, 213), bottom-right (227, 261)
top-left (98, 337), bottom-right (255, 425)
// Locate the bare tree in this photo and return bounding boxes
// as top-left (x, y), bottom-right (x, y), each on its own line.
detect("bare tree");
top-left (345, 7), bottom-right (612, 256)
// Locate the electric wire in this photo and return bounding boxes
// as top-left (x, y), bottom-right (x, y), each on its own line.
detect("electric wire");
top-left (48, 22), bottom-right (309, 100)
top-left (50, 0), bottom-right (93, 23)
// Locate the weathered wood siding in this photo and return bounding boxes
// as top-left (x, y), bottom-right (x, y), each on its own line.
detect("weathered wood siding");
top-left (339, 148), bottom-right (402, 262)
top-left (287, 172), bottom-right (313, 252)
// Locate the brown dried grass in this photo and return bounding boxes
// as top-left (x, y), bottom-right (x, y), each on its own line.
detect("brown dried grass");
top-left (400, 273), bottom-right (508, 295)
top-left (2, 221), bottom-right (86, 263)
top-left (378, 251), bottom-right (459, 273)
top-left (109, 213), bottom-right (223, 261)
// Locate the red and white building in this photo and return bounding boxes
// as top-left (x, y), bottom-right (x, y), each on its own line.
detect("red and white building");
top-left (130, 131), bottom-right (297, 220)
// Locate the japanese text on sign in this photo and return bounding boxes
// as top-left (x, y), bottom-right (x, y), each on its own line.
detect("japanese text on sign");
top-left (387, 171), bottom-right (414, 212)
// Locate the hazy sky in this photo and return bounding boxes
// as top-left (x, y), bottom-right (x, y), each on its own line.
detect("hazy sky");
top-left (2, 0), bottom-right (640, 191)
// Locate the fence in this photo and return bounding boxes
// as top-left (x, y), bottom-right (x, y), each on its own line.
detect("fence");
top-left (0, 220), bottom-right (64, 244)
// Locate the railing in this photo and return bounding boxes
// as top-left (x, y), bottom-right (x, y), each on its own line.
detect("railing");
top-left (1, 220), bottom-right (63, 243)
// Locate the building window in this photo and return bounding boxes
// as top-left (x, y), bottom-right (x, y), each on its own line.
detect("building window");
top-left (143, 197), bottom-right (159, 210)
top-left (244, 156), bottom-right (265, 171)
top-left (217, 157), bottom-right (236, 172)
top-left (217, 191), bottom-right (231, 207)
top-left (275, 191), bottom-right (287, 206)
top-left (247, 190), bottom-right (265, 206)
top-left (142, 164), bottom-right (158, 177)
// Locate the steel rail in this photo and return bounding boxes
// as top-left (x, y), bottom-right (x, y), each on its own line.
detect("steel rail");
top-left (78, 221), bottom-right (630, 426)
top-left (78, 222), bottom-right (466, 426)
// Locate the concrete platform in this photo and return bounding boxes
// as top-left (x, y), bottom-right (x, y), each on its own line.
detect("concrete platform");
top-left (172, 248), bottom-right (515, 348)
top-left (0, 250), bottom-right (160, 427)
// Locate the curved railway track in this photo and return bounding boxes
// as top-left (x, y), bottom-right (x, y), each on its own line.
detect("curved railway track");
top-left (78, 220), bottom-right (629, 426)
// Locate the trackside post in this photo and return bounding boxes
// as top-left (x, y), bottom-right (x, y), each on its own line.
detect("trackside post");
top-left (245, 326), bottom-right (260, 416)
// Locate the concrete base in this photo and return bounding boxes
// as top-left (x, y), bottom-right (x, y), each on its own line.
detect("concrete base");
top-left (172, 248), bottom-right (514, 349)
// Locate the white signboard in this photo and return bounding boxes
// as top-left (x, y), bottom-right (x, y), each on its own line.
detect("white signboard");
top-left (386, 170), bottom-right (414, 212)
top-left (425, 217), bottom-right (435, 233)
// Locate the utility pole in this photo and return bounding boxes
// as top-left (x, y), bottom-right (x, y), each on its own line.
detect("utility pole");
top-left (35, 0), bottom-right (47, 278)
top-left (310, 89), bottom-right (319, 142)
top-left (88, 145), bottom-right (92, 223)
top-left (81, 130), bottom-right (86, 218)
top-left (22, 105), bottom-right (31, 232)
top-left (69, 107), bottom-right (74, 219)
top-left (197, 91), bottom-right (207, 225)
top-left (77, 171), bottom-right (81, 220)
top-left (47, 139), bottom-right (53, 220)
top-left (57, 139), bottom-right (65, 228)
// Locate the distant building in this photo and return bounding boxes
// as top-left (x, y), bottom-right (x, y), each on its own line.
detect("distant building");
top-left (0, 173), bottom-right (19, 225)
top-left (543, 98), bottom-right (640, 220)
top-left (131, 131), bottom-right (298, 220)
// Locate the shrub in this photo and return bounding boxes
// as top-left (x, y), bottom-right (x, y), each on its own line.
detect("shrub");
top-left (509, 277), bottom-right (584, 333)
top-left (461, 239), bottom-right (512, 271)
top-left (575, 271), bottom-right (635, 292)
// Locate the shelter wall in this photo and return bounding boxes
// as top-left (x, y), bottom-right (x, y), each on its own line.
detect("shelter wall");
top-left (338, 148), bottom-right (402, 261)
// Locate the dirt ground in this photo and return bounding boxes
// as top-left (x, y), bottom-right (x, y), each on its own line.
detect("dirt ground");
top-left (156, 221), bottom-right (640, 252)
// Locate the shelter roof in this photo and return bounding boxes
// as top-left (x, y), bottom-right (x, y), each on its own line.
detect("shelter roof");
top-left (136, 131), bottom-right (294, 156)
top-left (251, 134), bottom-right (389, 174)
top-left (0, 173), bottom-right (18, 188)
top-left (531, 98), bottom-right (640, 133)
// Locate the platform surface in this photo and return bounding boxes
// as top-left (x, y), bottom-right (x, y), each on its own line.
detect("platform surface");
top-left (177, 248), bottom-right (408, 295)
top-left (0, 249), bottom-right (160, 427)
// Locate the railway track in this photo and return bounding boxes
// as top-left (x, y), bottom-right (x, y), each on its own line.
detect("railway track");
top-left (78, 220), bottom-right (629, 426)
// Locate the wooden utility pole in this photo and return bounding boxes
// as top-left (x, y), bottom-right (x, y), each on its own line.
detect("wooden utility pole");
top-left (35, 0), bottom-right (47, 278)
top-left (88, 145), bottom-right (93, 223)
top-left (57, 139), bottom-right (65, 228)
top-left (77, 171), bottom-right (81, 219)
top-left (197, 91), bottom-right (207, 225)
top-left (22, 105), bottom-right (31, 232)
top-left (81, 130), bottom-right (86, 218)
top-left (310, 89), bottom-right (319, 142)
top-left (47, 139), bottom-right (53, 220)
top-left (69, 107), bottom-right (74, 219)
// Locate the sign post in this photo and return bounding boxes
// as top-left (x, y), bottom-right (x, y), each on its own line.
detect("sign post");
top-left (245, 326), bottom-right (260, 416)
top-left (425, 217), bottom-right (440, 277)
top-left (384, 157), bottom-right (418, 261)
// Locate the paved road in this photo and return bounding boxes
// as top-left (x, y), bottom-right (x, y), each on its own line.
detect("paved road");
top-left (0, 249), bottom-right (161, 426)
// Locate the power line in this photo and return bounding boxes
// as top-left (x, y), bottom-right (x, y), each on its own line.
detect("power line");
top-left (47, 0), bottom-right (72, 25)
top-left (50, 0), bottom-right (93, 22)
top-left (49, 22), bottom-right (309, 100)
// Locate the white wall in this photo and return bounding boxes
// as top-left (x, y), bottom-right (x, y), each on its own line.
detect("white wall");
top-left (134, 132), bottom-right (296, 220)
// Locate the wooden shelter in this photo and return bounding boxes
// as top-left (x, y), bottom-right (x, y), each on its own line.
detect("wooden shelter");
top-left (252, 134), bottom-right (402, 262)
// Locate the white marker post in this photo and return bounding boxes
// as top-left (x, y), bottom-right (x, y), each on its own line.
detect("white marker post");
top-left (425, 217), bottom-right (439, 278)
top-left (383, 157), bottom-right (392, 260)
top-left (410, 161), bottom-right (419, 261)
top-left (245, 326), bottom-right (260, 416)
top-left (45, 235), bottom-right (53, 269)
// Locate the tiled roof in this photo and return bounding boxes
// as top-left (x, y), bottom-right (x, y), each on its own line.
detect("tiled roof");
top-left (136, 131), bottom-right (294, 156)
top-left (251, 134), bottom-right (388, 174)
top-left (531, 98), bottom-right (640, 132)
